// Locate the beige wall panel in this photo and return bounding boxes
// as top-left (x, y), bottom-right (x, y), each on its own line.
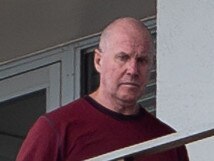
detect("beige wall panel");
top-left (0, 0), bottom-right (156, 63)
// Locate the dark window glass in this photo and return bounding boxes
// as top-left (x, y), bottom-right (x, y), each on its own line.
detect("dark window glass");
top-left (81, 47), bottom-right (99, 96)
top-left (0, 89), bottom-right (46, 161)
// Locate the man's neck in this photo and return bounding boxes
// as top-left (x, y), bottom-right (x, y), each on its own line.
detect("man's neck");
top-left (89, 90), bottom-right (139, 115)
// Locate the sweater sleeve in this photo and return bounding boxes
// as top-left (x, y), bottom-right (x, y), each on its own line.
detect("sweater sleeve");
top-left (16, 116), bottom-right (61, 161)
top-left (177, 146), bottom-right (189, 161)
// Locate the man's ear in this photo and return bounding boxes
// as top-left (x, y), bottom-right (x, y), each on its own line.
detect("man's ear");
top-left (94, 48), bottom-right (102, 73)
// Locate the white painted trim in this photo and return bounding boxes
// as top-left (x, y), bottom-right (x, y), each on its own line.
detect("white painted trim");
top-left (0, 85), bottom-right (48, 103)
top-left (0, 45), bottom-right (74, 108)
top-left (46, 63), bottom-right (61, 111)
top-left (0, 63), bottom-right (61, 112)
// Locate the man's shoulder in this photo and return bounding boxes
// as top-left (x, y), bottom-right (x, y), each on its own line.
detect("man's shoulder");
top-left (44, 97), bottom-right (90, 123)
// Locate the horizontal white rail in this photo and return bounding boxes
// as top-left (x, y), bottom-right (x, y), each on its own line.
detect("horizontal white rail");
top-left (86, 123), bottom-right (214, 161)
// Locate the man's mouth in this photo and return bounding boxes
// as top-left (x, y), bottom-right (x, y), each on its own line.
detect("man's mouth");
top-left (120, 82), bottom-right (140, 87)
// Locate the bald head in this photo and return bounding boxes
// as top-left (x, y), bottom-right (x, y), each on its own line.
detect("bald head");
top-left (99, 17), bottom-right (153, 54)
top-left (92, 17), bottom-right (154, 113)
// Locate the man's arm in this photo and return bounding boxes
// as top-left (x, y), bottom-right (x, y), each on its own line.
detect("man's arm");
top-left (16, 116), bottom-right (61, 161)
top-left (177, 146), bottom-right (189, 161)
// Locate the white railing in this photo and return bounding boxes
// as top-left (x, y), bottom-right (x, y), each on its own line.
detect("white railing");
top-left (86, 123), bottom-right (214, 161)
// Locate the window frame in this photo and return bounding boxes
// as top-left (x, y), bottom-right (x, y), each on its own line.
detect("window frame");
top-left (1, 63), bottom-right (61, 112)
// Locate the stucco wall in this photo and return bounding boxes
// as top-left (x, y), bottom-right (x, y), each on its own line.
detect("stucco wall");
top-left (157, 0), bottom-right (214, 160)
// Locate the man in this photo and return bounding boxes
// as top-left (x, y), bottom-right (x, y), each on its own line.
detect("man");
top-left (16, 17), bottom-right (189, 161)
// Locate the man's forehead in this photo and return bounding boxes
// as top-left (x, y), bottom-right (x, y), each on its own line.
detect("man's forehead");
top-left (107, 35), bottom-right (152, 52)
top-left (109, 25), bottom-right (150, 45)
top-left (99, 18), bottom-right (153, 53)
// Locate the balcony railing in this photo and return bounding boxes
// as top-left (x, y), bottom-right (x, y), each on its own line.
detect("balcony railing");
top-left (86, 123), bottom-right (214, 161)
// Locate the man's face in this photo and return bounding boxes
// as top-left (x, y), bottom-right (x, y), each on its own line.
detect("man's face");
top-left (96, 29), bottom-right (153, 105)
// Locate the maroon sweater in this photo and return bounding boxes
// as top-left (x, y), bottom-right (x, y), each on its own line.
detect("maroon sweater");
top-left (16, 96), bottom-right (189, 161)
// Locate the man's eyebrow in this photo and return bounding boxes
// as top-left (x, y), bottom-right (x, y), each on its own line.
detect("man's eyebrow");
top-left (117, 52), bottom-right (128, 55)
top-left (114, 52), bottom-right (129, 57)
top-left (138, 54), bottom-right (149, 58)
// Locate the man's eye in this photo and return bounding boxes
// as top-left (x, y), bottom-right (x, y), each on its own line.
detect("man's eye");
top-left (138, 57), bottom-right (149, 64)
top-left (118, 55), bottom-right (129, 61)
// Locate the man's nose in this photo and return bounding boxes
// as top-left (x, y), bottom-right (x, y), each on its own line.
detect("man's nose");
top-left (127, 60), bottom-right (139, 75)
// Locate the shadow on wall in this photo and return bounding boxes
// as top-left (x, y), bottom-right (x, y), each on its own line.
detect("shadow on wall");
top-left (0, 0), bottom-right (156, 63)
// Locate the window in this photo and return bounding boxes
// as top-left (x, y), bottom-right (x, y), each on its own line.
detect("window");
top-left (0, 90), bottom-right (46, 161)
top-left (80, 46), bottom-right (99, 96)
top-left (0, 63), bottom-right (61, 160)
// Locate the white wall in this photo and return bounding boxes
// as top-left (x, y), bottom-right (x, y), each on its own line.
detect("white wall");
top-left (157, 0), bottom-right (214, 161)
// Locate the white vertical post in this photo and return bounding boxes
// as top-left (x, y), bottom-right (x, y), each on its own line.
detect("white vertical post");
top-left (157, 0), bottom-right (214, 160)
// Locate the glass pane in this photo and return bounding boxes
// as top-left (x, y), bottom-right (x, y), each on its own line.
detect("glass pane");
top-left (81, 47), bottom-right (99, 96)
top-left (0, 89), bottom-right (46, 161)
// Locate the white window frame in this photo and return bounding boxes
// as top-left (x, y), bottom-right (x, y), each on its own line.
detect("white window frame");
top-left (0, 34), bottom-right (101, 111)
top-left (0, 45), bottom-right (75, 110)
top-left (0, 63), bottom-right (61, 112)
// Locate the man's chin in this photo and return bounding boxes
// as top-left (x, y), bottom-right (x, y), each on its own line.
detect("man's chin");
top-left (118, 95), bottom-right (140, 104)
